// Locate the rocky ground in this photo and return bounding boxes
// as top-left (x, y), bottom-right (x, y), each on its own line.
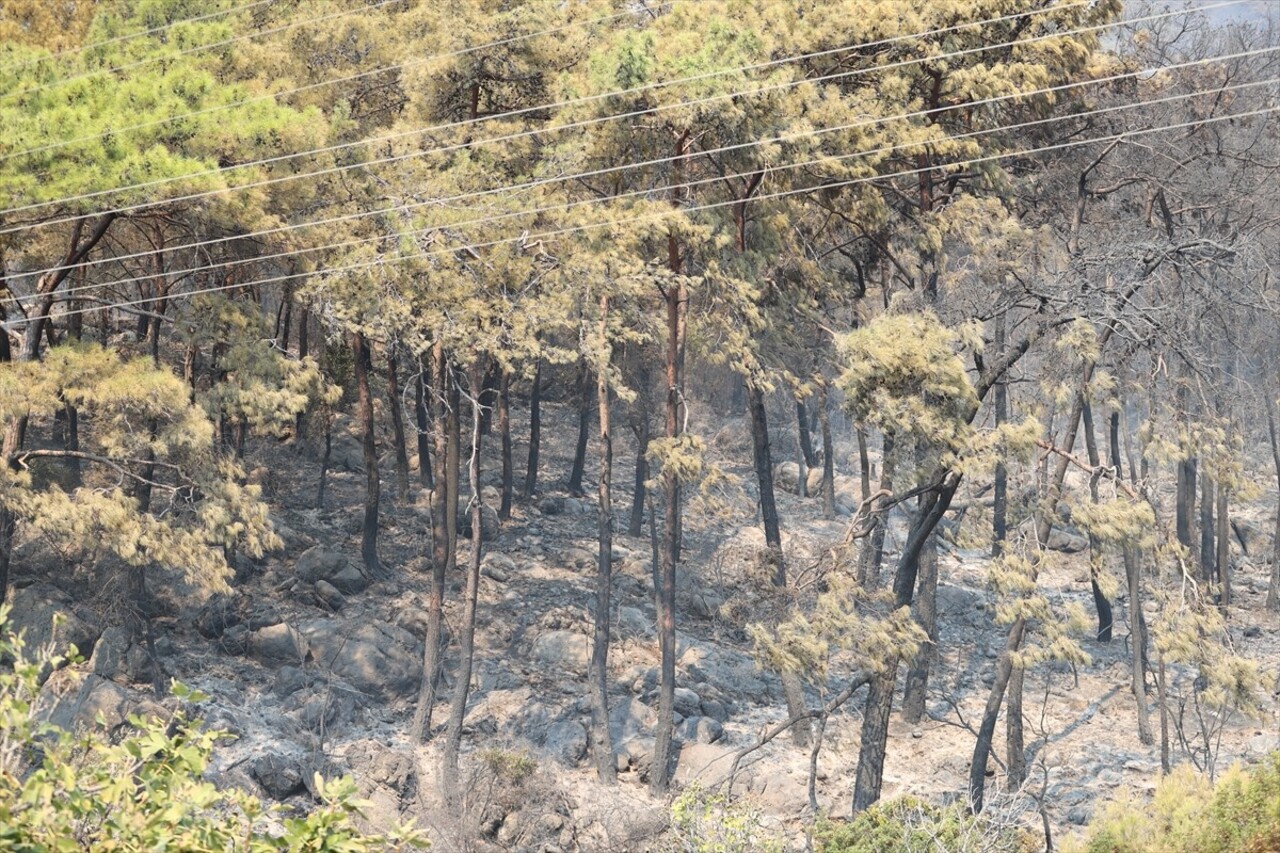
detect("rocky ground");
top-left (10, 395), bottom-right (1280, 852)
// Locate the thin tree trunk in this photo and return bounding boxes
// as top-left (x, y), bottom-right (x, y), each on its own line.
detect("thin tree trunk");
top-left (797, 398), bottom-right (817, 468)
top-left (442, 361), bottom-right (486, 784)
top-left (651, 277), bottom-right (685, 796)
top-left (317, 422), bottom-right (331, 508)
top-left (1266, 394), bottom-right (1280, 612)
top-left (523, 359), bottom-right (542, 498)
top-left (589, 297), bottom-right (617, 783)
top-left (969, 619), bottom-right (1027, 811)
top-left (856, 424), bottom-right (871, 504)
top-left (414, 353), bottom-right (433, 490)
top-left (1007, 666), bottom-right (1026, 789)
top-left (629, 413), bottom-right (650, 539)
top-left (569, 359), bottom-right (592, 496)
top-left (1082, 402), bottom-right (1114, 642)
top-left (387, 351), bottom-right (411, 503)
top-left (1201, 473), bottom-right (1216, 582)
top-left (993, 314), bottom-right (1008, 555)
top-left (819, 382), bottom-right (835, 518)
top-left (858, 434), bottom-right (894, 589)
top-left (1157, 650), bottom-right (1171, 774)
top-left (413, 343), bottom-right (451, 743)
top-left (901, 537), bottom-right (937, 724)
top-left (447, 370), bottom-right (460, 574)
top-left (1216, 483), bottom-right (1230, 609)
top-left (498, 369), bottom-right (513, 521)
top-left (353, 333), bottom-right (383, 578)
top-left (1113, 397), bottom-right (1153, 745)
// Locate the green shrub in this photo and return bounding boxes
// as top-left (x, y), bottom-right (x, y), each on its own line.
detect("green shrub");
top-left (816, 795), bottom-right (1033, 853)
top-left (664, 784), bottom-right (785, 853)
top-left (1070, 756), bottom-right (1280, 853)
top-left (0, 606), bottom-right (427, 852)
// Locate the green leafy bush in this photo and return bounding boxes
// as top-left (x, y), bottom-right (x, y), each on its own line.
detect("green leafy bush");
top-left (1069, 756), bottom-right (1280, 853)
top-left (665, 784), bottom-right (785, 853)
top-left (0, 606), bottom-right (427, 852)
top-left (816, 795), bottom-right (1034, 853)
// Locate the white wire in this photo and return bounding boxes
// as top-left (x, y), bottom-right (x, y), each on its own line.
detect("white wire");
top-left (11, 102), bottom-right (1272, 331)
top-left (0, 0), bottom-right (405, 104)
top-left (15, 50), bottom-right (1275, 305)
top-left (0, 0), bottom-right (276, 75)
top-left (0, 1), bottom-right (1233, 230)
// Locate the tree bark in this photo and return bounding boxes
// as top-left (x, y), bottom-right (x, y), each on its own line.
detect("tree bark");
top-left (1200, 473), bottom-right (1216, 583)
top-left (414, 353), bottom-right (433, 490)
top-left (387, 351), bottom-right (411, 503)
top-left (629, 412), bottom-right (650, 539)
top-left (858, 434), bottom-right (894, 589)
top-left (1266, 393), bottom-right (1280, 611)
top-left (1216, 482), bottom-right (1230, 609)
top-left (1006, 665), bottom-right (1026, 789)
top-left (819, 381), bottom-right (836, 518)
top-left (589, 297), bottom-right (617, 783)
top-left (901, 538), bottom-right (937, 724)
top-left (490, 370), bottom-right (508, 521)
top-left (650, 249), bottom-right (686, 795)
top-left (412, 341), bottom-right (450, 743)
top-left (1082, 402), bottom-right (1114, 642)
top-left (796, 398), bottom-right (817, 468)
top-left (523, 359), bottom-right (542, 498)
top-left (353, 332), bottom-right (383, 578)
top-left (442, 361), bottom-right (486, 785)
top-left (993, 314), bottom-right (1008, 555)
top-left (568, 359), bottom-right (592, 496)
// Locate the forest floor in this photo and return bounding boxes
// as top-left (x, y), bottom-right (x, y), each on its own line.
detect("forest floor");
top-left (19, 388), bottom-right (1280, 852)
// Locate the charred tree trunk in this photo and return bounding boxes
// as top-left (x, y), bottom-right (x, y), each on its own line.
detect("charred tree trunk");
top-left (523, 359), bottom-right (542, 498)
top-left (901, 537), bottom-right (937, 724)
top-left (1082, 402), bottom-right (1114, 642)
top-left (568, 359), bottom-right (592, 496)
top-left (629, 405), bottom-right (650, 538)
top-left (858, 434), bottom-right (894, 589)
top-left (819, 382), bottom-right (835, 518)
top-left (414, 353), bottom-right (434, 490)
top-left (1200, 474), bottom-right (1216, 583)
top-left (1266, 394), bottom-right (1280, 612)
top-left (589, 297), bottom-right (617, 783)
top-left (387, 352), bottom-right (411, 503)
top-left (1007, 666), bottom-right (1026, 789)
top-left (499, 369), bottom-right (513, 521)
top-left (442, 361), bottom-right (486, 784)
top-left (412, 342), bottom-right (451, 743)
top-left (353, 333), bottom-right (384, 578)
top-left (1216, 483), bottom-right (1230, 609)
top-left (748, 379), bottom-right (785, 582)
top-left (993, 315), bottom-right (1008, 555)
top-left (796, 398), bottom-right (817, 469)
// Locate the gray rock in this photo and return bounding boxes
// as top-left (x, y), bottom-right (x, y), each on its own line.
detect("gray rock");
top-left (673, 687), bottom-right (702, 718)
top-left (195, 595), bottom-right (240, 639)
top-left (460, 504), bottom-right (501, 539)
top-left (296, 545), bottom-right (346, 582)
top-left (543, 720), bottom-right (588, 765)
top-left (249, 623), bottom-right (308, 666)
top-left (299, 689), bottom-right (357, 732)
top-left (274, 665), bottom-right (308, 697)
top-left (1067, 805), bottom-right (1092, 825)
top-left (610, 697), bottom-right (656, 742)
top-left (482, 552), bottom-right (513, 583)
top-left (672, 742), bottom-right (737, 787)
top-left (298, 619), bottom-right (420, 700)
top-left (315, 580), bottom-right (345, 611)
top-left (328, 566), bottom-right (370, 595)
top-left (41, 673), bottom-right (165, 733)
top-left (773, 462), bottom-right (801, 495)
top-left (616, 606), bottom-right (649, 637)
top-left (7, 583), bottom-right (100, 661)
top-left (1047, 528), bottom-right (1088, 554)
top-left (539, 497), bottom-right (565, 515)
top-left (700, 698), bottom-right (729, 723)
top-left (90, 627), bottom-right (156, 685)
top-left (675, 716), bottom-right (724, 744)
top-left (530, 629), bottom-right (589, 672)
top-left (252, 754), bottom-right (304, 800)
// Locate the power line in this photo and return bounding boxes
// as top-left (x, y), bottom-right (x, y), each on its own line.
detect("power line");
top-left (0, 0), bottom-right (406, 105)
top-left (15, 51), bottom-right (1274, 306)
top-left (0, 1), bottom-right (1228, 230)
top-left (13, 102), bottom-right (1273, 330)
top-left (0, 0), bottom-right (275, 75)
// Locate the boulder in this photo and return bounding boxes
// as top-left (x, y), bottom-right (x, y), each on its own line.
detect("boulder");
top-left (530, 629), bottom-right (589, 672)
top-left (773, 462), bottom-right (801, 495)
top-left (298, 619), bottom-right (420, 700)
top-left (616, 606), bottom-right (650, 637)
top-left (315, 580), bottom-right (345, 611)
top-left (195, 595), bottom-right (240, 639)
top-left (7, 583), bottom-right (100, 661)
top-left (610, 697), bottom-right (656, 743)
top-left (41, 673), bottom-right (165, 734)
top-left (543, 720), bottom-right (588, 765)
top-left (296, 545), bottom-right (368, 594)
top-left (459, 504), bottom-right (501, 539)
top-left (675, 715), bottom-right (724, 744)
top-left (252, 754), bottom-right (305, 800)
top-left (672, 741), bottom-right (738, 787)
top-left (90, 627), bottom-right (157, 685)
top-left (673, 687), bottom-right (702, 718)
top-left (248, 623), bottom-right (308, 666)
top-left (538, 496), bottom-right (565, 516)
top-left (274, 665), bottom-right (309, 697)
top-left (1047, 528), bottom-right (1088, 554)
